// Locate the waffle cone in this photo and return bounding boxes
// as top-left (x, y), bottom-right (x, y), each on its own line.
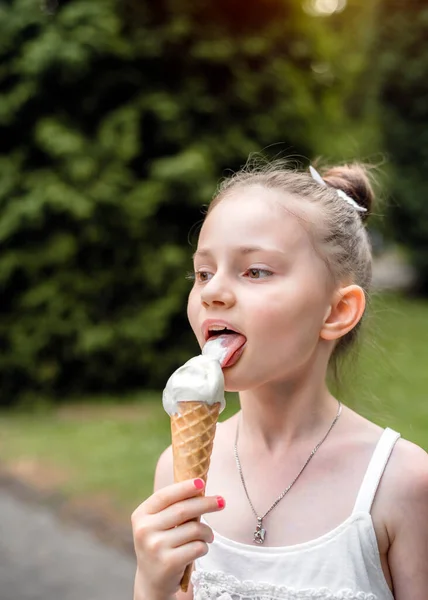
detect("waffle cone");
top-left (171, 401), bottom-right (221, 592)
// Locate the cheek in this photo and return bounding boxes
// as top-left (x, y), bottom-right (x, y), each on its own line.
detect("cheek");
top-left (187, 289), bottom-right (199, 333)
top-left (252, 289), bottom-right (326, 346)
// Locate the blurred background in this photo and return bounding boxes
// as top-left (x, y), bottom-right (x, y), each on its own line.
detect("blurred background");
top-left (0, 0), bottom-right (427, 596)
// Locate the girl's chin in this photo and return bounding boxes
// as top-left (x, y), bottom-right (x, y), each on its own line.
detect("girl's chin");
top-left (222, 357), bottom-right (251, 394)
top-left (223, 377), bottom-right (245, 393)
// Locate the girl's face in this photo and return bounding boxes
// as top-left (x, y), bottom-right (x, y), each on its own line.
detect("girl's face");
top-left (187, 185), bottom-right (334, 391)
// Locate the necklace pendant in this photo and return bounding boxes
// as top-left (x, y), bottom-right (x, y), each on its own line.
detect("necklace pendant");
top-left (253, 517), bottom-right (266, 544)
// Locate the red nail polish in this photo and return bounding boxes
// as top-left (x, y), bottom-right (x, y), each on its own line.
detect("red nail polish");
top-left (194, 478), bottom-right (205, 489)
top-left (216, 496), bottom-right (225, 509)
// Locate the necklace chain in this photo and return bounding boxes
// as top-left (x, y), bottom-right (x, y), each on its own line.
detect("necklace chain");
top-left (233, 401), bottom-right (342, 544)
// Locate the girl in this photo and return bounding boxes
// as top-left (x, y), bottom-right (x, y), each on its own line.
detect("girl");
top-left (132, 160), bottom-right (428, 600)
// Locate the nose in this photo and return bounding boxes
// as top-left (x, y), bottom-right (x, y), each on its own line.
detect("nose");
top-left (200, 272), bottom-right (236, 309)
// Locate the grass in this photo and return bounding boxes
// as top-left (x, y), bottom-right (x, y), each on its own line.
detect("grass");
top-left (339, 291), bottom-right (428, 444)
top-left (0, 292), bottom-right (427, 518)
top-left (0, 392), bottom-right (240, 516)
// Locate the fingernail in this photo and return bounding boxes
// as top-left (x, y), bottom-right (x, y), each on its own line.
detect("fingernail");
top-left (216, 496), bottom-right (226, 509)
top-left (194, 478), bottom-right (205, 490)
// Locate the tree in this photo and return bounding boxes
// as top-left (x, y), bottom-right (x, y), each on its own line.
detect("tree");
top-left (375, 0), bottom-right (428, 292)
top-left (0, 0), bottom-right (377, 402)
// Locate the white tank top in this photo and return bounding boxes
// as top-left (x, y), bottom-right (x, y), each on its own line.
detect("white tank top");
top-left (193, 427), bottom-right (400, 600)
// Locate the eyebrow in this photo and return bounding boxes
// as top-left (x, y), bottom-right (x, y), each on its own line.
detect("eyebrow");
top-left (192, 246), bottom-right (282, 259)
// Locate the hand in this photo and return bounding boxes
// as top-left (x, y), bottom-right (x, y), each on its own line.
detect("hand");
top-left (132, 478), bottom-right (225, 599)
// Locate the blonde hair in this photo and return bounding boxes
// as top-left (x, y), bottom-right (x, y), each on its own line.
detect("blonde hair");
top-left (206, 159), bottom-right (375, 360)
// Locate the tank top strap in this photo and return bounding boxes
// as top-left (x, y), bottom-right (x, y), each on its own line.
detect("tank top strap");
top-left (352, 427), bottom-right (401, 514)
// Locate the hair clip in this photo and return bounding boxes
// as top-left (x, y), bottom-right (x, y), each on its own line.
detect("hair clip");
top-left (309, 165), bottom-right (367, 213)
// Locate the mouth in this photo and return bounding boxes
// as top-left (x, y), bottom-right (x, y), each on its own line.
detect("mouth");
top-left (202, 321), bottom-right (247, 368)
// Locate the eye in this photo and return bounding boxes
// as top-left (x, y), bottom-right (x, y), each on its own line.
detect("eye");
top-left (246, 268), bottom-right (273, 279)
top-left (192, 270), bottom-right (213, 283)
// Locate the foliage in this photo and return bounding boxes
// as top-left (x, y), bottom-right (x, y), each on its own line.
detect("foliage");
top-left (375, 0), bottom-right (428, 291)
top-left (0, 0), bottom-right (377, 402)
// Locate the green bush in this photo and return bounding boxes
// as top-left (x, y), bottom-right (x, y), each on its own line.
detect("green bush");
top-left (375, 1), bottom-right (428, 291)
top-left (0, 0), bottom-right (376, 403)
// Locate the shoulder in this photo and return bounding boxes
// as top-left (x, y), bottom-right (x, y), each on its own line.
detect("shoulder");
top-left (154, 444), bottom-right (174, 491)
top-left (383, 436), bottom-right (428, 538)
top-left (395, 437), bottom-right (428, 488)
top-left (383, 437), bottom-right (428, 599)
top-left (387, 436), bottom-right (428, 494)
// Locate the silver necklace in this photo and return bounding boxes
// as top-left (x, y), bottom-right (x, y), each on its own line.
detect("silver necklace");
top-left (234, 401), bottom-right (342, 545)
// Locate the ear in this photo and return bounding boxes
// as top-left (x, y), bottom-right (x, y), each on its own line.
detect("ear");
top-left (320, 285), bottom-right (366, 341)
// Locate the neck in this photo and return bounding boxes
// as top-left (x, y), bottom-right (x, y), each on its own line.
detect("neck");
top-left (237, 370), bottom-right (339, 457)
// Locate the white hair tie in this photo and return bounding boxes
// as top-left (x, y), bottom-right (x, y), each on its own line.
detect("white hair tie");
top-left (309, 165), bottom-right (367, 213)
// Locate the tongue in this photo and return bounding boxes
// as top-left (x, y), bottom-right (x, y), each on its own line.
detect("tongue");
top-left (215, 333), bottom-right (247, 368)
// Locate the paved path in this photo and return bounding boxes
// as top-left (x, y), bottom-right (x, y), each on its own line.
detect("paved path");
top-left (0, 489), bottom-right (136, 600)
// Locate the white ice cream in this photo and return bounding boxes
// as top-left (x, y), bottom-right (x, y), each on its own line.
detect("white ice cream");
top-left (162, 337), bottom-right (227, 416)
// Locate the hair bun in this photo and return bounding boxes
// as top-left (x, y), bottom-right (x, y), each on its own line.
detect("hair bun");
top-left (322, 164), bottom-right (375, 222)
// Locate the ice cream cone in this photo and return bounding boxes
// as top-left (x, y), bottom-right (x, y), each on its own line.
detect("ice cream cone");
top-left (171, 400), bottom-right (221, 592)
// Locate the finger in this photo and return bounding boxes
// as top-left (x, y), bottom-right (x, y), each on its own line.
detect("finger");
top-left (165, 540), bottom-right (210, 573)
top-left (168, 522), bottom-right (214, 548)
top-left (139, 478), bottom-right (206, 516)
top-left (155, 495), bottom-right (225, 530)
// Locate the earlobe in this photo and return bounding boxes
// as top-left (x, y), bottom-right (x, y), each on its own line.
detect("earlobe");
top-left (320, 285), bottom-right (366, 342)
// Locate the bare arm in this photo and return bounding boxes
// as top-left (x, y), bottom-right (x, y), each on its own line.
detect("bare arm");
top-left (153, 446), bottom-right (195, 600)
top-left (134, 446), bottom-right (217, 600)
top-left (387, 442), bottom-right (428, 599)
